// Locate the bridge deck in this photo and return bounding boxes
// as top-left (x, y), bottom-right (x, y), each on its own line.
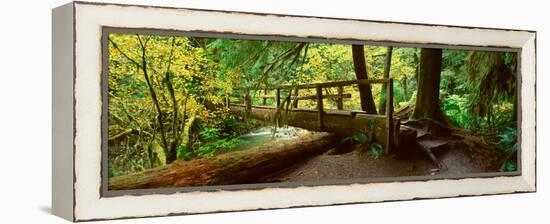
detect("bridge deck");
top-left (228, 78), bottom-right (396, 153)
top-left (229, 104), bottom-right (399, 153)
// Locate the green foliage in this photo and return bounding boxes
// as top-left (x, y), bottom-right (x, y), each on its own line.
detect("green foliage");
top-left (466, 51), bottom-right (517, 117)
top-left (381, 84), bottom-right (407, 108)
top-left (220, 115), bottom-right (247, 135)
top-left (370, 143), bottom-right (383, 159)
top-left (500, 159), bottom-right (517, 172)
top-left (109, 168), bottom-right (121, 177)
top-left (497, 126), bottom-right (518, 172)
top-left (439, 49), bottom-right (518, 171)
top-left (108, 33), bottom-right (234, 174)
top-left (187, 115), bottom-right (254, 159)
top-left (209, 39), bottom-right (307, 89)
top-left (352, 131), bottom-right (369, 143)
top-left (341, 122), bottom-right (383, 159)
top-left (176, 145), bottom-right (193, 160)
top-left (194, 137), bottom-right (244, 158)
top-left (440, 49), bottom-right (517, 133)
top-left (497, 127), bottom-right (518, 153)
top-left (441, 94), bottom-right (475, 129)
top-left (107, 32), bottom-right (518, 177)
top-left (200, 127), bottom-right (224, 140)
top-left (441, 93), bottom-right (514, 131)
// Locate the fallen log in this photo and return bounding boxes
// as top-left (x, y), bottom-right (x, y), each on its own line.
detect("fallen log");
top-left (230, 104), bottom-right (399, 145)
top-left (109, 132), bottom-right (340, 190)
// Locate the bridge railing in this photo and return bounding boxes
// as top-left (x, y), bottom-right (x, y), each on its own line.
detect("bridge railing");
top-left (228, 78), bottom-right (395, 153)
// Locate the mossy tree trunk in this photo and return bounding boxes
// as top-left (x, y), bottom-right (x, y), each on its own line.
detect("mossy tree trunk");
top-left (379, 46), bottom-right (393, 115)
top-left (413, 48), bottom-right (446, 122)
top-left (352, 45), bottom-right (377, 114)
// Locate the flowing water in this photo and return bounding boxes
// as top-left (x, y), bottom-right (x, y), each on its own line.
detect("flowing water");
top-left (233, 126), bottom-right (312, 151)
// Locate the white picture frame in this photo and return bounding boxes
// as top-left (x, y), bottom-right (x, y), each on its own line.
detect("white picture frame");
top-left (52, 1), bottom-right (536, 221)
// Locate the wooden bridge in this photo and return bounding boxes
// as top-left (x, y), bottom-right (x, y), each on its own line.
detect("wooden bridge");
top-left (109, 78), bottom-right (416, 190)
top-left (226, 79), bottom-right (399, 154)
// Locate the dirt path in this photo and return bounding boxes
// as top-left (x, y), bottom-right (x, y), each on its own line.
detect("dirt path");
top-left (262, 144), bottom-right (496, 182)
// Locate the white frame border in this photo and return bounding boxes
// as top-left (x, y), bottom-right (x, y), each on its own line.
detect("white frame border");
top-left (71, 2), bottom-right (536, 221)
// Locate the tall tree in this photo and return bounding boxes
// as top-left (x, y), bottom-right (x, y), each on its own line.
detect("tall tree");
top-left (109, 34), bottom-right (225, 165)
top-left (412, 48), bottom-right (446, 122)
top-left (352, 45), bottom-right (377, 114)
top-left (378, 46), bottom-right (393, 115)
top-left (466, 51), bottom-right (517, 123)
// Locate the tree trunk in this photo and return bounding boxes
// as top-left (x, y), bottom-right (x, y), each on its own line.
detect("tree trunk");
top-left (165, 39), bottom-right (179, 164)
top-left (412, 48), bottom-right (446, 122)
top-left (402, 76), bottom-right (408, 100)
top-left (352, 45), bottom-right (377, 114)
top-left (109, 133), bottom-right (340, 190)
top-left (413, 49), bottom-right (420, 83)
top-left (136, 36), bottom-right (171, 163)
top-left (379, 46), bottom-right (393, 115)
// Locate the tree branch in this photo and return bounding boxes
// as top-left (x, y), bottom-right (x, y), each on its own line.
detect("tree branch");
top-left (136, 34), bottom-right (170, 157)
top-left (108, 37), bottom-right (143, 69)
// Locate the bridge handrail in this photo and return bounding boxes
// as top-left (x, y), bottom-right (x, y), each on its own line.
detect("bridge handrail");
top-left (228, 78), bottom-right (395, 154)
top-left (235, 78), bottom-right (389, 91)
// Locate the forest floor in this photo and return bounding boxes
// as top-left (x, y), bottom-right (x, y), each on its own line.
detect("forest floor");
top-left (109, 125), bottom-right (502, 190)
top-left (261, 143), bottom-right (496, 182)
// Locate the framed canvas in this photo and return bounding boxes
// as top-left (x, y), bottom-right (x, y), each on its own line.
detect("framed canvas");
top-left (52, 1), bottom-right (536, 222)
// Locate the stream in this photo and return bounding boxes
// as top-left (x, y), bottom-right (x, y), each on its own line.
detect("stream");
top-left (232, 126), bottom-right (313, 151)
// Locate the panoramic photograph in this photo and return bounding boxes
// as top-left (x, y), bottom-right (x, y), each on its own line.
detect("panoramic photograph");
top-left (106, 32), bottom-right (518, 190)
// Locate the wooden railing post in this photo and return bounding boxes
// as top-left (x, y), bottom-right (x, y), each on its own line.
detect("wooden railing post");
top-left (245, 89), bottom-right (251, 120)
top-left (225, 93), bottom-right (229, 107)
top-left (293, 88), bottom-right (299, 108)
top-left (336, 86), bottom-right (344, 110)
top-left (275, 88), bottom-right (281, 108)
top-left (262, 89), bottom-right (267, 105)
top-left (385, 79), bottom-right (394, 154)
top-left (316, 86), bottom-right (324, 131)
